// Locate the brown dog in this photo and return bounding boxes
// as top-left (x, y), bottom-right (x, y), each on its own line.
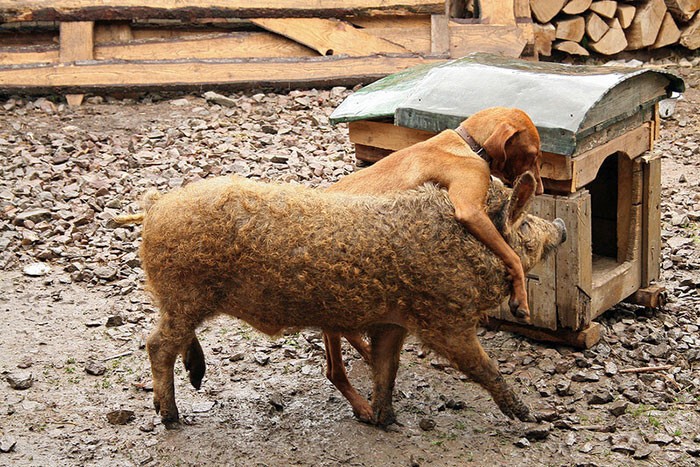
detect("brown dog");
top-left (324, 106), bottom-right (544, 423)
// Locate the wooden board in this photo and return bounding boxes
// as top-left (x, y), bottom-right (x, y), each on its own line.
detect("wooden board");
top-left (60, 21), bottom-right (94, 107)
top-left (591, 253), bottom-right (641, 317)
top-left (349, 16), bottom-right (432, 54)
top-left (527, 195), bottom-right (558, 330)
top-left (485, 319), bottom-right (602, 348)
top-left (0, 55), bottom-right (441, 92)
top-left (555, 190), bottom-right (592, 330)
top-left (250, 17), bottom-right (407, 56)
top-left (0, 1), bottom-right (445, 22)
top-left (479, 0), bottom-right (517, 25)
top-left (348, 120), bottom-right (436, 150)
top-left (641, 154), bottom-right (661, 286)
top-left (430, 14), bottom-right (450, 55)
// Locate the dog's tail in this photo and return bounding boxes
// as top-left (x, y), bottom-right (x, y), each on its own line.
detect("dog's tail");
top-left (111, 190), bottom-right (162, 225)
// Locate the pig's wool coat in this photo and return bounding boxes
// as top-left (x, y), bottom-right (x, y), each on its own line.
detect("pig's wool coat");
top-left (139, 176), bottom-right (546, 343)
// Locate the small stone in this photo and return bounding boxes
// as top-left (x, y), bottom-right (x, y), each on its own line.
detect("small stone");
top-left (170, 98), bottom-right (190, 106)
top-left (192, 401), bottom-right (216, 413)
top-left (6, 372), bottom-right (33, 390)
top-left (633, 445), bottom-right (657, 460)
top-left (254, 353), bottom-right (270, 366)
top-left (85, 360), bottom-right (106, 376)
top-left (419, 418), bottom-right (436, 431)
top-left (94, 266), bottom-right (118, 281)
top-left (608, 400), bottom-right (628, 417)
top-left (588, 391), bottom-right (614, 405)
top-left (514, 437), bottom-right (530, 448)
top-left (647, 433), bottom-right (674, 446)
top-left (139, 420), bottom-right (155, 433)
top-left (106, 409), bottom-right (135, 425)
top-left (105, 315), bottom-right (124, 327)
top-left (0, 436), bottom-right (17, 453)
top-left (203, 91), bottom-right (237, 108)
top-left (445, 399), bottom-right (465, 410)
top-left (525, 423), bottom-right (552, 441)
top-left (22, 263), bottom-right (51, 277)
top-left (556, 379), bottom-right (572, 396)
top-left (17, 356), bottom-right (33, 369)
top-left (14, 208), bottom-right (52, 225)
top-left (604, 361), bottom-right (618, 376)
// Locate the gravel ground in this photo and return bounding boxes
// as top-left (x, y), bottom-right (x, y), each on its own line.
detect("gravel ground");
top-left (1, 55), bottom-right (699, 466)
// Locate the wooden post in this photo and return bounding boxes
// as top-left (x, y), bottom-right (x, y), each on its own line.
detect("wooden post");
top-left (555, 190), bottom-right (592, 330)
top-left (60, 21), bottom-right (94, 106)
top-left (641, 154), bottom-right (661, 286)
top-left (431, 0), bottom-right (450, 56)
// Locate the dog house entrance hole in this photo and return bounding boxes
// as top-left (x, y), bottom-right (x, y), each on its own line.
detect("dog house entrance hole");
top-left (589, 154), bottom-right (619, 259)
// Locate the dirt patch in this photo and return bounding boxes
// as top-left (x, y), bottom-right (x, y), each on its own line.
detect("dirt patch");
top-left (1, 58), bottom-right (699, 466)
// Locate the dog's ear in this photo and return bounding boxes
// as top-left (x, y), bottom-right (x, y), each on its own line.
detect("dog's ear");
top-left (482, 122), bottom-right (518, 170)
top-left (505, 172), bottom-right (536, 230)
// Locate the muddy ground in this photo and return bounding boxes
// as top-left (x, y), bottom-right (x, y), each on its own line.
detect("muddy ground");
top-left (1, 54), bottom-right (699, 466)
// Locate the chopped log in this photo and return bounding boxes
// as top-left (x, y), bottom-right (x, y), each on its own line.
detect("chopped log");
top-left (556, 16), bottom-right (586, 41)
top-left (0, 1), bottom-right (445, 22)
top-left (651, 12), bottom-right (682, 48)
top-left (626, 0), bottom-right (667, 50)
top-left (479, 0), bottom-right (517, 25)
top-left (534, 22), bottom-right (557, 56)
top-left (590, 0), bottom-right (618, 18)
top-left (563, 0), bottom-right (593, 14)
top-left (680, 13), bottom-right (700, 49)
top-left (250, 18), bottom-right (407, 56)
top-left (589, 17), bottom-right (627, 53)
top-left (530, 0), bottom-right (567, 23)
top-left (553, 39), bottom-right (590, 54)
top-left (616, 4), bottom-right (637, 28)
top-left (586, 12), bottom-right (610, 42)
top-left (664, 0), bottom-right (700, 22)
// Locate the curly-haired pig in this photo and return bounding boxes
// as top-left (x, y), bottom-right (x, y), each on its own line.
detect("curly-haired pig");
top-left (116, 172), bottom-right (566, 428)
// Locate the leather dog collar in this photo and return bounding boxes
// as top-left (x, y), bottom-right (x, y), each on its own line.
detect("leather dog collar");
top-left (453, 126), bottom-right (491, 164)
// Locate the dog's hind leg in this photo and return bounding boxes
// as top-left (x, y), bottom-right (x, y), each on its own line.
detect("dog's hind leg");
top-left (323, 331), bottom-right (374, 422)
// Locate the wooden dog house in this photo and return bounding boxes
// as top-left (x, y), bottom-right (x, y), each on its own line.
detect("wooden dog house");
top-left (330, 53), bottom-right (684, 348)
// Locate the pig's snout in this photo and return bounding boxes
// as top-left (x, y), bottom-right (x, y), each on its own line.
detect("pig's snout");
top-left (553, 218), bottom-right (567, 243)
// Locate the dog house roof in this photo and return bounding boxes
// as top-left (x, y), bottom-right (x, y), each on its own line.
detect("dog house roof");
top-left (330, 53), bottom-right (684, 156)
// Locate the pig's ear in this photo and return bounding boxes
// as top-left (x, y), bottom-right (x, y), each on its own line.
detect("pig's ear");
top-left (506, 172), bottom-right (536, 228)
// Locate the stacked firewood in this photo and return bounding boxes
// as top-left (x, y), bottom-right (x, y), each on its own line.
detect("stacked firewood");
top-left (531, 0), bottom-right (700, 55)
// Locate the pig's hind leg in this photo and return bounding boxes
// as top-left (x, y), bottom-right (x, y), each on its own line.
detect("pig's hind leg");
top-left (147, 310), bottom-right (201, 427)
top-left (367, 324), bottom-right (407, 427)
top-left (420, 327), bottom-right (535, 423)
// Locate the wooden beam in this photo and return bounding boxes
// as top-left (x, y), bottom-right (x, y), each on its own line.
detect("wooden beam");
top-left (349, 16), bottom-right (432, 54)
top-left (591, 255), bottom-right (641, 317)
top-left (485, 319), bottom-right (602, 349)
top-left (0, 55), bottom-right (443, 92)
top-left (250, 17), bottom-right (407, 56)
top-left (430, 14), bottom-right (450, 55)
top-left (0, 1), bottom-right (446, 22)
top-left (60, 21), bottom-right (93, 107)
top-left (625, 285), bottom-right (665, 309)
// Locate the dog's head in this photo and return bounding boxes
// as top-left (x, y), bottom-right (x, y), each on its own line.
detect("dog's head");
top-left (462, 107), bottom-right (544, 195)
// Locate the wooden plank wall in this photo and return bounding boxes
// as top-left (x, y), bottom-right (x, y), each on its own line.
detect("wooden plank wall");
top-left (0, 0), bottom-right (536, 94)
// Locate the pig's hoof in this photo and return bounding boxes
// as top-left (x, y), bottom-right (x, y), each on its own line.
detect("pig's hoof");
top-left (185, 341), bottom-right (206, 390)
top-left (374, 407), bottom-right (397, 428)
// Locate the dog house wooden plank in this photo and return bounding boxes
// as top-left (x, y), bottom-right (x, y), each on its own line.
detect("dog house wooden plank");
top-left (0, 0), bottom-right (445, 22)
top-left (349, 120), bottom-right (435, 151)
top-left (250, 18), bottom-right (408, 56)
top-left (527, 195), bottom-right (558, 330)
top-left (572, 123), bottom-right (651, 190)
top-left (0, 55), bottom-right (440, 92)
top-left (555, 190), bottom-right (592, 330)
top-left (485, 319), bottom-right (601, 349)
top-left (641, 154), bottom-right (661, 286)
